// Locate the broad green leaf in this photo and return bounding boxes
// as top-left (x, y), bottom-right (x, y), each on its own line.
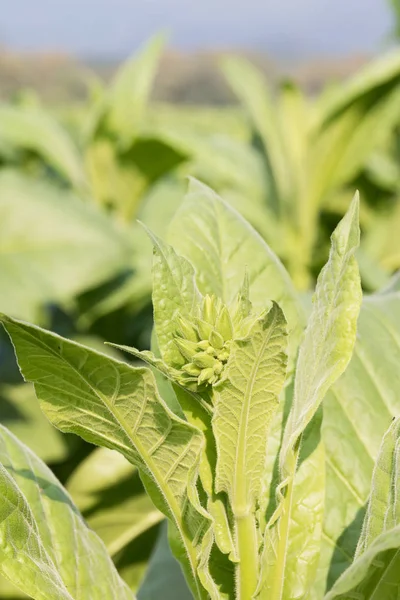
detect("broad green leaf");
top-left (212, 302), bottom-right (287, 598)
top-left (323, 525), bottom-right (400, 600)
top-left (315, 289), bottom-right (400, 596)
top-left (168, 179), bottom-right (305, 367)
top-left (0, 424), bottom-right (134, 600)
top-left (258, 195), bottom-right (362, 600)
top-left (67, 447), bottom-right (163, 556)
top-left (0, 170), bottom-right (133, 321)
top-left (0, 317), bottom-right (211, 600)
top-left (0, 105), bottom-right (85, 188)
top-left (0, 383), bottom-right (69, 463)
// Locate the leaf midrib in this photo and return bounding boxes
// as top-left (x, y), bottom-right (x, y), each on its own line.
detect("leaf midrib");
top-left (12, 324), bottom-right (203, 597)
top-left (233, 309), bottom-right (278, 513)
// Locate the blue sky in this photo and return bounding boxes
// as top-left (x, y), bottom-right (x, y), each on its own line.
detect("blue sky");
top-left (1, 0), bottom-right (394, 58)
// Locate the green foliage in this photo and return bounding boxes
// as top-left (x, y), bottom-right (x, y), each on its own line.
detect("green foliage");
top-left (2, 181), bottom-right (400, 600)
top-left (2, 32), bottom-right (400, 600)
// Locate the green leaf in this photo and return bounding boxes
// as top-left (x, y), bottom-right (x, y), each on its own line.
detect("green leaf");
top-left (0, 170), bottom-right (133, 321)
top-left (280, 194), bottom-right (361, 476)
top-left (0, 105), bottom-right (85, 188)
top-left (67, 447), bottom-right (163, 556)
top-left (0, 383), bottom-right (69, 463)
top-left (148, 230), bottom-right (201, 367)
top-left (258, 194), bottom-right (362, 600)
top-left (168, 179), bottom-right (305, 368)
top-left (220, 56), bottom-right (290, 210)
top-left (314, 49), bottom-right (400, 128)
top-left (315, 288), bottom-right (400, 595)
top-left (0, 317), bottom-right (210, 600)
top-left (0, 424), bottom-right (135, 600)
top-left (323, 525), bottom-right (400, 600)
top-left (356, 416), bottom-right (400, 555)
top-left (324, 417), bottom-right (400, 599)
top-left (107, 35), bottom-right (165, 146)
top-left (138, 522), bottom-right (192, 600)
top-left (212, 302), bottom-right (287, 598)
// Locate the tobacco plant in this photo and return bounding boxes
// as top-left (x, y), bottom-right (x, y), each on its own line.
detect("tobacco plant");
top-left (1, 180), bottom-right (400, 599)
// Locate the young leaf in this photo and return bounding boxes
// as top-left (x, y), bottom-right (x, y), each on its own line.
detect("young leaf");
top-left (0, 424), bottom-right (134, 600)
top-left (324, 525), bottom-right (400, 600)
top-left (0, 316), bottom-right (210, 600)
top-left (147, 230), bottom-right (201, 368)
top-left (324, 417), bottom-right (400, 599)
top-left (168, 179), bottom-right (305, 368)
top-left (356, 416), bottom-right (400, 556)
top-left (212, 302), bottom-right (287, 597)
top-left (258, 194), bottom-right (362, 600)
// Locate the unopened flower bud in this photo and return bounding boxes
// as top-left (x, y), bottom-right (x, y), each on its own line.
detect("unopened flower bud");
top-left (209, 329), bottom-right (224, 350)
top-left (193, 352), bottom-right (216, 369)
top-left (215, 306), bottom-right (234, 341)
top-left (175, 338), bottom-right (198, 361)
top-left (177, 316), bottom-right (199, 342)
top-left (198, 367), bottom-right (216, 385)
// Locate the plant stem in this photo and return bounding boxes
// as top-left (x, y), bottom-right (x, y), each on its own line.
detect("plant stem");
top-left (236, 512), bottom-right (259, 600)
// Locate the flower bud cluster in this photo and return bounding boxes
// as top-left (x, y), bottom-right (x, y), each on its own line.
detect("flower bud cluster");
top-left (174, 295), bottom-right (235, 388)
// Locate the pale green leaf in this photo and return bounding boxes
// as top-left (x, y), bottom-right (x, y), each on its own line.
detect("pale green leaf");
top-left (213, 302), bottom-right (287, 513)
top-left (258, 195), bottom-right (362, 600)
top-left (315, 290), bottom-right (400, 596)
top-left (148, 231), bottom-right (201, 367)
top-left (323, 525), bottom-right (400, 600)
top-left (168, 179), bottom-right (305, 367)
top-left (212, 302), bottom-right (287, 597)
top-left (0, 316), bottom-right (210, 600)
top-left (67, 447), bottom-right (163, 556)
top-left (107, 35), bottom-right (165, 146)
top-left (0, 383), bottom-right (69, 463)
top-left (0, 170), bottom-right (132, 321)
top-left (220, 56), bottom-right (289, 209)
top-left (280, 194), bottom-right (362, 477)
top-left (0, 424), bottom-right (135, 600)
top-left (356, 416), bottom-right (400, 556)
top-left (0, 105), bottom-right (85, 188)
top-left (323, 416), bottom-right (400, 599)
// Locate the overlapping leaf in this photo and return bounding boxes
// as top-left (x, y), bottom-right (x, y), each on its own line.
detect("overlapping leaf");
top-left (0, 316), bottom-right (210, 599)
top-left (257, 195), bottom-right (362, 600)
top-left (325, 416), bottom-right (400, 599)
top-left (0, 424), bottom-right (134, 600)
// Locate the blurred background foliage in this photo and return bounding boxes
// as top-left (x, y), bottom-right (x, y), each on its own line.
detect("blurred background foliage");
top-left (2, 3), bottom-right (400, 596)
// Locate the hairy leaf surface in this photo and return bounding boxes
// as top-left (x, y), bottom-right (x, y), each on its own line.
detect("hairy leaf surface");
top-left (168, 179), bottom-right (304, 366)
top-left (324, 417), bottom-right (400, 599)
top-left (258, 195), bottom-right (362, 600)
top-left (0, 316), bottom-right (210, 599)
